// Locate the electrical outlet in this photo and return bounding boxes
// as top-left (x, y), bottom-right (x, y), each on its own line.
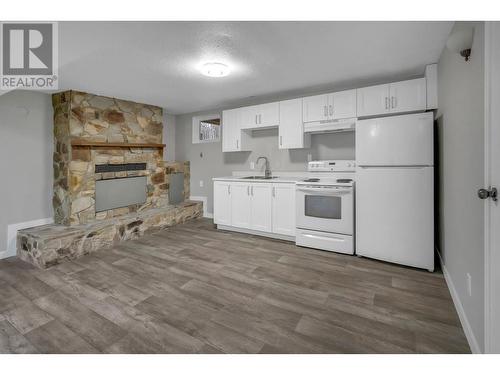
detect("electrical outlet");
top-left (467, 273), bottom-right (472, 297)
top-left (307, 153), bottom-right (313, 162)
top-left (199, 180), bottom-right (204, 188)
top-left (250, 162), bottom-right (255, 170)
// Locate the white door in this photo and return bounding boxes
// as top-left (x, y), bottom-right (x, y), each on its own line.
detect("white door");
top-left (356, 83), bottom-right (390, 117)
top-left (389, 78), bottom-right (427, 114)
top-left (272, 184), bottom-right (296, 236)
top-left (356, 166), bottom-right (434, 271)
top-left (279, 98), bottom-right (309, 149)
top-left (213, 181), bottom-right (231, 225)
top-left (250, 183), bottom-right (272, 232)
top-left (356, 112), bottom-right (434, 166)
top-left (258, 102), bottom-right (280, 127)
top-left (331, 89), bottom-right (357, 120)
top-left (303, 94), bottom-right (329, 123)
top-left (485, 21), bottom-right (500, 354)
top-left (230, 183), bottom-right (251, 229)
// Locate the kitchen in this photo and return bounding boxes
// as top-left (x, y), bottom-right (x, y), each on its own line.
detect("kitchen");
top-left (212, 73), bottom-right (434, 270)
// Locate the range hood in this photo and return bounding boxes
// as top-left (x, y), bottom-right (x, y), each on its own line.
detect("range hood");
top-left (304, 117), bottom-right (357, 134)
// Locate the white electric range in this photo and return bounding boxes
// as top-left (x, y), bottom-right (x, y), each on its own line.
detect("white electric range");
top-left (295, 160), bottom-right (356, 255)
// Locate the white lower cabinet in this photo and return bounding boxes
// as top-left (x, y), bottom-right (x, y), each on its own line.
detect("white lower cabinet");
top-left (213, 180), bottom-right (296, 239)
top-left (230, 183), bottom-right (252, 229)
top-left (213, 181), bottom-right (232, 225)
top-left (250, 184), bottom-right (273, 232)
top-left (272, 184), bottom-right (296, 236)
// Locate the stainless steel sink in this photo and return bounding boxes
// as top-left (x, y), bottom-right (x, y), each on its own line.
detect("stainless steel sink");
top-left (240, 176), bottom-right (278, 180)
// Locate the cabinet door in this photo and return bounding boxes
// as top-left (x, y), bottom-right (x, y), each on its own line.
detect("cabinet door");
top-left (239, 106), bottom-right (259, 130)
top-left (272, 184), bottom-right (296, 236)
top-left (331, 89), bottom-right (357, 120)
top-left (257, 102), bottom-right (279, 127)
top-left (231, 183), bottom-right (251, 229)
top-left (250, 184), bottom-right (272, 232)
top-left (213, 181), bottom-right (231, 225)
top-left (222, 109), bottom-right (239, 152)
top-left (389, 78), bottom-right (426, 114)
top-left (303, 94), bottom-right (329, 123)
top-left (279, 98), bottom-right (310, 149)
top-left (356, 84), bottom-right (390, 117)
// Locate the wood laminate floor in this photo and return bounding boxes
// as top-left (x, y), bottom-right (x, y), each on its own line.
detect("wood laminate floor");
top-left (0, 218), bottom-right (470, 354)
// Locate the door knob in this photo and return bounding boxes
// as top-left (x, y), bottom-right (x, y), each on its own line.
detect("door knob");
top-left (478, 187), bottom-right (498, 202)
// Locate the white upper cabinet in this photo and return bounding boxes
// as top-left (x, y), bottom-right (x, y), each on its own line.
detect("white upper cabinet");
top-left (222, 109), bottom-right (250, 152)
top-left (331, 89), bottom-right (357, 120)
top-left (240, 102), bottom-right (279, 129)
top-left (356, 84), bottom-right (390, 117)
top-left (239, 106), bottom-right (258, 130)
top-left (303, 89), bottom-right (357, 123)
top-left (258, 102), bottom-right (280, 127)
top-left (279, 98), bottom-right (310, 149)
top-left (389, 78), bottom-right (426, 114)
top-left (357, 78), bottom-right (427, 117)
top-left (302, 94), bottom-right (329, 123)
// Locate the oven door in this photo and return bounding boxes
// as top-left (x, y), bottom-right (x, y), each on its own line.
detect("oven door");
top-left (296, 185), bottom-right (353, 235)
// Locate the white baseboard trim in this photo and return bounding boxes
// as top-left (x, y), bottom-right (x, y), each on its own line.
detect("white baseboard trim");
top-left (217, 224), bottom-right (295, 242)
top-left (438, 251), bottom-right (481, 353)
top-left (2, 217), bottom-right (54, 260)
top-left (189, 195), bottom-right (213, 219)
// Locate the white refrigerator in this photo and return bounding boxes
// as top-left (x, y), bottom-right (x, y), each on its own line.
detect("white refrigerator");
top-left (355, 112), bottom-right (434, 271)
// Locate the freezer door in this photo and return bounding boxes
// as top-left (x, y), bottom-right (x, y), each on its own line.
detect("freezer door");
top-left (356, 166), bottom-right (434, 270)
top-left (356, 112), bottom-right (434, 166)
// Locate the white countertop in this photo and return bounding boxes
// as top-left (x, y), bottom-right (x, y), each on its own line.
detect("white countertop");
top-left (212, 176), bottom-right (302, 183)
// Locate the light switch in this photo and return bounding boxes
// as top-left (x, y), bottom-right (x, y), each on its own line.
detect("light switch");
top-left (199, 180), bottom-right (204, 188)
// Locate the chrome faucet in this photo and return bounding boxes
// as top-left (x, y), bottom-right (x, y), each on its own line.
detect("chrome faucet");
top-left (256, 156), bottom-right (271, 178)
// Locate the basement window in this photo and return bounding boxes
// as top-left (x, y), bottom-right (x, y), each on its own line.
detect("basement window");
top-left (192, 114), bottom-right (221, 144)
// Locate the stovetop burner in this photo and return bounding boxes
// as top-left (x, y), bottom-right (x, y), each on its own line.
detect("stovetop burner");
top-left (303, 178), bottom-right (320, 182)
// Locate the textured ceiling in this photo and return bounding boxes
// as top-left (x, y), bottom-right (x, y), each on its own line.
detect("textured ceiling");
top-left (58, 21), bottom-right (453, 114)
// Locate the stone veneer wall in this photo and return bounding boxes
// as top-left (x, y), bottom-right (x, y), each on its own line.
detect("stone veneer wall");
top-left (52, 90), bottom-right (168, 226)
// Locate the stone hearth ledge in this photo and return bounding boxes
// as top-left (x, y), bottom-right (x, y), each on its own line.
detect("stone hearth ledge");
top-left (17, 200), bottom-right (203, 269)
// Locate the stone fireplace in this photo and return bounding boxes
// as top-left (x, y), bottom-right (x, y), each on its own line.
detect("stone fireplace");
top-left (17, 90), bottom-right (202, 269)
top-left (52, 90), bottom-right (169, 225)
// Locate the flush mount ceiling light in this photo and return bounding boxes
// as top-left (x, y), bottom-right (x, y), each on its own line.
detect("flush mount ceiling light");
top-left (200, 62), bottom-right (230, 77)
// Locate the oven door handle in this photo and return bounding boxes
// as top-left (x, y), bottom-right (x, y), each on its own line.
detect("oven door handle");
top-left (296, 187), bottom-right (352, 195)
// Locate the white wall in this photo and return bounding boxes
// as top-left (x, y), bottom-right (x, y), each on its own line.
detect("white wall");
top-left (0, 90), bottom-right (54, 258)
top-left (436, 21), bottom-right (485, 352)
top-left (163, 112), bottom-right (176, 161)
top-left (175, 109), bottom-right (355, 213)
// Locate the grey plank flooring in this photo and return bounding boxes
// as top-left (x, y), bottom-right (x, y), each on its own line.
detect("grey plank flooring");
top-left (0, 218), bottom-right (470, 353)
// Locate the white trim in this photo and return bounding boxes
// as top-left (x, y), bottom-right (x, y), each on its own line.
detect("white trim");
top-left (484, 21), bottom-right (493, 354)
top-left (2, 217), bottom-right (54, 259)
top-left (217, 224), bottom-right (295, 242)
top-left (189, 195), bottom-right (212, 218)
top-left (438, 251), bottom-right (481, 354)
top-left (192, 113), bottom-right (221, 144)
